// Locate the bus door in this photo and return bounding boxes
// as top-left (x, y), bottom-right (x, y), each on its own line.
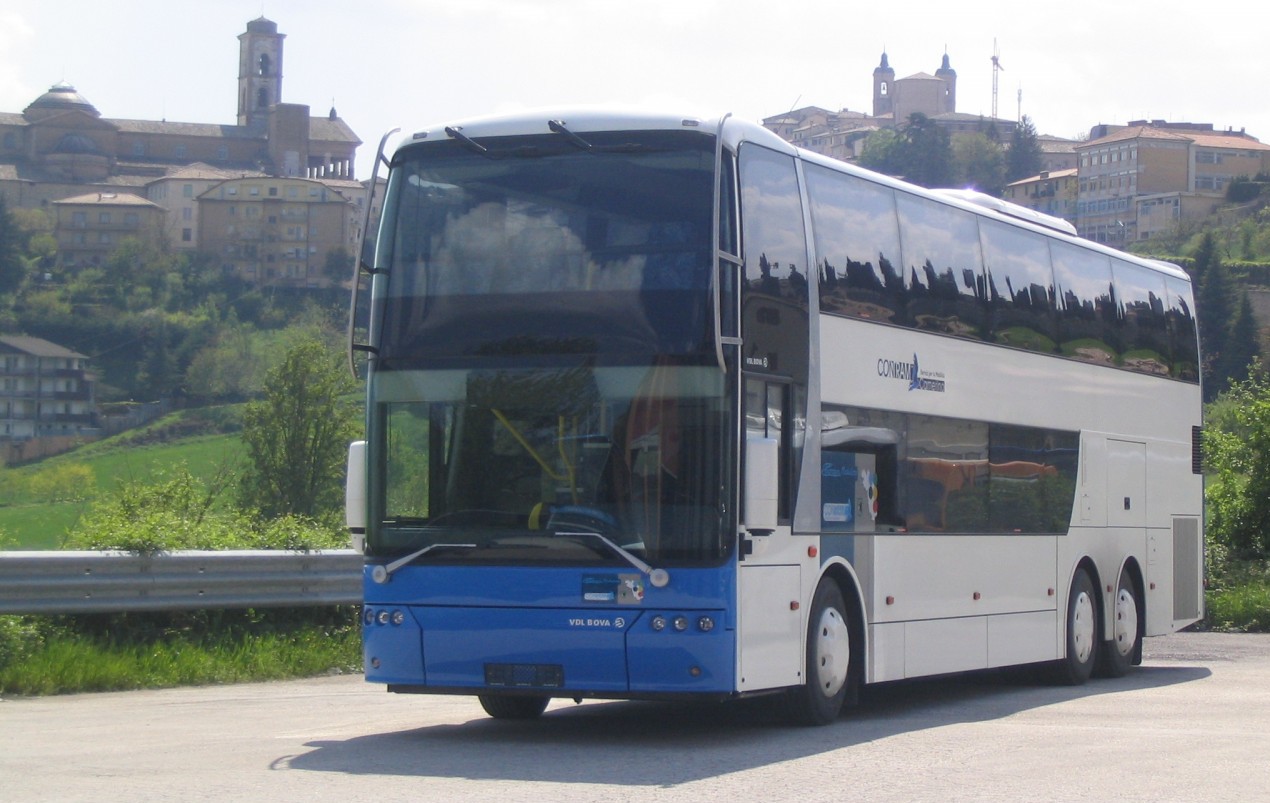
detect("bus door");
top-left (733, 141), bottom-right (812, 693)
top-left (737, 376), bottom-right (805, 691)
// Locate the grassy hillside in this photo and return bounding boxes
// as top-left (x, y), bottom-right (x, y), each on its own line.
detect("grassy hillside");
top-left (0, 410), bottom-right (244, 550)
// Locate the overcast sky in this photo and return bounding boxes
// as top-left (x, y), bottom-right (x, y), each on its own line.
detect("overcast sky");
top-left (3, 0), bottom-right (1265, 178)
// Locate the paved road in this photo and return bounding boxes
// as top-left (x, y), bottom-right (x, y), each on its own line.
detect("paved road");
top-left (2, 632), bottom-right (1268, 802)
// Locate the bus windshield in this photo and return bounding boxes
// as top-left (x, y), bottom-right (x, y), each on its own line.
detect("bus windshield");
top-left (366, 126), bottom-right (733, 566)
top-left (370, 362), bottom-right (732, 565)
top-left (376, 128), bottom-right (718, 368)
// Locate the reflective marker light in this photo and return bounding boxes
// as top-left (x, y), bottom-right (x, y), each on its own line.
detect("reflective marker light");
top-left (651, 615), bottom-right (666, 631)
top-left (672, 616), bottom-right (688, 632)
top-left (697, 616), bottom-right (714, 632)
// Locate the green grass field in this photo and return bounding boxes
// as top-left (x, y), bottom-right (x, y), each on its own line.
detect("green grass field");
top-left (1, 427), bottom-right (244, 550)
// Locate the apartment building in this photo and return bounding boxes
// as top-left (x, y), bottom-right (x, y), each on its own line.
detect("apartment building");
top-left (0, 335), bottom-right (96, 442)
top-left (1002, 168), bottom-right (1078, 225)
top-left (197, 176), bottom-right (355, 288)
top-left (1075, 122), bottom-right (1270, 245)
top-left (146, 164), bottom-right (257, 251)
top-left (51, 192), bottom-right (165, 268)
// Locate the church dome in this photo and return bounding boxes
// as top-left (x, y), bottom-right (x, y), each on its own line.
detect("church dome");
top-left (24, 83), bottom-right (100, 120)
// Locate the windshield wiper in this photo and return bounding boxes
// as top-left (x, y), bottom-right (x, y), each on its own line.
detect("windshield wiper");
top-left (548, 119), bottom-right (593, 151)
top-left (371, 543), bottom-right (476, 584)
top-left (444, 126), bottom-right (493, 158)
top-left (554, 531), bottom-right (669, 588)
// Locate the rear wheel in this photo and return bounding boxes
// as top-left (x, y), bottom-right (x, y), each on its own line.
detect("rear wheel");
top-left (1052, 567), bottom-right (1098, 685)
top-left (786, 579), bottom-right (851, 725)
top-left (478, 694), bottom-right (550, 720)
top-left (1096, 567), bottom-right (1140, 678)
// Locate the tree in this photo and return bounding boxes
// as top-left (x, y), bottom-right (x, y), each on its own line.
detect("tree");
top-left (858, 128), bottom-right (905, 177)
top-left (1006, 115), bottom-right (1043, 183)
top-left (899, 113), bottom-right (953, 188)
top-left (136, 319), bottom-right (179, 400)
top-left (1190, 229), bottom-right (1219, 289)
top-left (952, 133), bottom-right (1006, 196)
top-left (858, 116), bottom-right (954, 187)
top-left (322, 247), bottom-right (352, 286)
top-left (238, 337), bottom-right (359, 520)
top-left (1217, 292), bottom-right (1261, 391)
top-left (0, 197), bottom-right (25, 295)
top-left (1205, 370), bottom-right (1270, 557)
top-left (1195, 233), bottom-right (1234, 399)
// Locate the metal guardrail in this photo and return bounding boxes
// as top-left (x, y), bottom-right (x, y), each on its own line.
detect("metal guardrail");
top-left (0, 550), bottom-right (362, 615)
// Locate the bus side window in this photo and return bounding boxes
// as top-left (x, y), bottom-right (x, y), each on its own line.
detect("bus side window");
top-left (822, 409), bottom-right (902, 531)
top-left (747, 378), bottom-right (794, 523)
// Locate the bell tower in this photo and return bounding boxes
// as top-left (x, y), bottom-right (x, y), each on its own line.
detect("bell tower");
top-left (935, 52), bottom-right (957, 115)
top-left (237, 17), bottom-right (285, 128)
top-left (872, 51), bottom-right (895, 118)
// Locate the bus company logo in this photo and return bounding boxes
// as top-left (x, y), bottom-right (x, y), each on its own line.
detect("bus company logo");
top-left (877, 353), bottom-right (946, 393)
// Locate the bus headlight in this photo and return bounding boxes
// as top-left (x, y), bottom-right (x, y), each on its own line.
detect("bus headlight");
top-left (672, 616), bottom-right (689, 632)
top-left (651, 615), bottom-right (666, 631)
top-left (697, 616), bottom-right (714, 632)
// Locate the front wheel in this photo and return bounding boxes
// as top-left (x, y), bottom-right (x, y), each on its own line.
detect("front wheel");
top-left (786, 580), bottom-right (852, 725)
top-left (478, 694), bottom-right (550, 720)
top-left (1052, 567), bottom-right (1098, 685)
top-left (1096, 567), bottom-right (1141, 678)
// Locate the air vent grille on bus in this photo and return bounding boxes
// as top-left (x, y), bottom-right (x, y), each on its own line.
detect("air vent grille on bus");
top-left (1173, 517), bottom-right (1201, 622)
top-left (1192, 426), bottom-right (1203, 474)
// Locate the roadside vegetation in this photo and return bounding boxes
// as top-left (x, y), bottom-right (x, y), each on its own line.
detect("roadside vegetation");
top-left (1201, 371), bottom-right (1270, 632)
top-left (0, 337), bottom-right (362, 695)
top-left (0, 608), bottom-right (359, 696)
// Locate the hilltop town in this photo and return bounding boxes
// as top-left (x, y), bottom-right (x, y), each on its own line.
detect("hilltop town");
top-left (2, 21), bottom-right (1268, 460)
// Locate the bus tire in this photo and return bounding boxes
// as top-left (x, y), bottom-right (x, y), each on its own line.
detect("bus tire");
top-left (478, 694), bottom-right (550, 720)
top-left (1096, 567), bottom-right (1140, 678)
top-left (1052, 567), bottom-right (1098, 685)
top-left (787, 579), bottom-right (851, 725)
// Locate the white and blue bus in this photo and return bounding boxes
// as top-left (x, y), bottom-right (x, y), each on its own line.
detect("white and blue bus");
top-left (347, 110), bottom-right (1203, 724)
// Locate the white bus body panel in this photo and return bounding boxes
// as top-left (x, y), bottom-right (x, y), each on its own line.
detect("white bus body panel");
top-left (818, 314), bottom-right (1202, 684)
top-left (736, 528), bottom-right (819, 692)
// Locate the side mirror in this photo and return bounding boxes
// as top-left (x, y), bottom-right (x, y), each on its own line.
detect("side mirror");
top-left (745, 435), bottom-right (779, 535)
top-left (345, 440), bottom-right (367, 552)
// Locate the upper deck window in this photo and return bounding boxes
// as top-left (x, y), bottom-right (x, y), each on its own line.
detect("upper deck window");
top-left (377, 130), bottom-right (717, 368)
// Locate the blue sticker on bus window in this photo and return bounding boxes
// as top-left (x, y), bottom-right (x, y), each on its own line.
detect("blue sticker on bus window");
top-left (582, 574), bottom-right (618, 603)
top-left (822, 452), bottom-right (858, 531)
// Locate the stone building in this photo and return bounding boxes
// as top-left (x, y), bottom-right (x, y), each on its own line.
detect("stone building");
top-left (764, 51), bottom-right (1019, 164)
top-left (0, 17), bottom-right (360, 216)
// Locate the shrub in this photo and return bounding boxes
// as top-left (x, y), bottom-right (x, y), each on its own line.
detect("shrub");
top-left (65, 465), bottom-right (347, 553)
